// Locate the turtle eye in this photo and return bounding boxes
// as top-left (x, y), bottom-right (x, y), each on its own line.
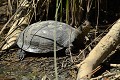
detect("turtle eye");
top-left (83, 23), bottom-right (86, 26)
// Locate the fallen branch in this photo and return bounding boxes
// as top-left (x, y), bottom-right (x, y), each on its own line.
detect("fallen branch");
top-left (77, 19), bottom-right (120, 80)
top-left (110, 64), bottom-right (120, 67)
top-left (90, 72), bottom-right (116, 80)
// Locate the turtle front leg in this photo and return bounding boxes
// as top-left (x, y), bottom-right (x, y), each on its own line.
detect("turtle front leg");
top-left (65, 44), bottom-right (74, 55)
top-left (17, 49), bottom-right (26, 60)
top-left (65, 44), bottom-right (74, 62)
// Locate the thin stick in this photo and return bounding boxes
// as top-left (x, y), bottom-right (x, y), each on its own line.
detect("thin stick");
top-left (54, 0), bottom-right (59, 80)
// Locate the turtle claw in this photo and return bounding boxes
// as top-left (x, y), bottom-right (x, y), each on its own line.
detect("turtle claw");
top-left (65, 48), bottom-right (70, 55)
top-left (17, 49), bottom-right (26, 60)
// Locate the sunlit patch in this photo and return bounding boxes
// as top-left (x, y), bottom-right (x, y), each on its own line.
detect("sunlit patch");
top-left (48, 21), bottom-right (52, 24)
top-left (58, 24), bottom-right (62, 30)
top-left (48, 25), bottom-right (55, 28)
top-left (42, 30), bottom-right (47, 34)
top-left (58, 26), bottom-right (63, 30)
top-left (59, 24), bottom-right (62, 27)
top-left (27, 48), bottom-right (39, 53)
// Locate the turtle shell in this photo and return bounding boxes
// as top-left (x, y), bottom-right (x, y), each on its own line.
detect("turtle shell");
top-left (17, 21), bottom-right (79, 53)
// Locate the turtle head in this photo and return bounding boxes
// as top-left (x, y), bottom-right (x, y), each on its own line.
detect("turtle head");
top-left (73, 20), bottom-right (91, 49)
top-left (77, 20), bottom-right (91, 36)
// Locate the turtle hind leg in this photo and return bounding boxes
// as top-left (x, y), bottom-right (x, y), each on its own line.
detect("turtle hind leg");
top-left (65, 44), bottom-right (78, 55)
top-left (17, 49), bottom-right (26, 60)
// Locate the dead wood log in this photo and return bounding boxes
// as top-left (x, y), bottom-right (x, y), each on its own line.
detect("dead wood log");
top-left (77, 19), bottom-right (120, 80)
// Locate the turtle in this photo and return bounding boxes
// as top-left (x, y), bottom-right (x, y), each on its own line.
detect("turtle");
top-left (17, 20), bottom-right (90, 60)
